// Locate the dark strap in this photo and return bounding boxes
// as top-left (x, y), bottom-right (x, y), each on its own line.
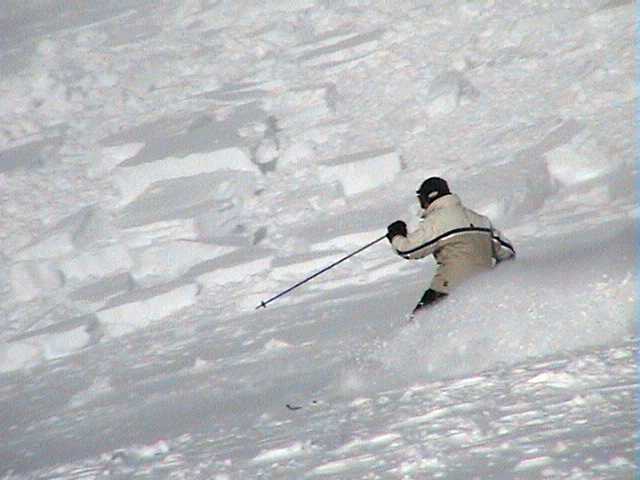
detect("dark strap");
top-left (397, 226), bottom-right (495, 257)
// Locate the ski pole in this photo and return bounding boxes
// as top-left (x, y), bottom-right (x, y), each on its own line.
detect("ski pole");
top-left (256, 234), bottom-right (388, 309)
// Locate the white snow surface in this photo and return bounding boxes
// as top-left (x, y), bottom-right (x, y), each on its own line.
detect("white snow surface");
top-left (0, 0), bottom-right (636, 479)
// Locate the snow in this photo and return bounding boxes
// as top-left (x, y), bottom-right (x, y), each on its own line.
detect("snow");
top-left (96, 283), bottom-right (200, 337)
top-left (130, 241), bottom-right (234, 287)
top-left (59, 244), bottom-right (133, 284)
top-left (41, 327), bottom-right (92, 361)
top-left (0, 326), bottom-right (93, 374)
top-left (113, 148), bottom-right (257, 206)
top-left (15, 233), bottom-right (76, 261)
top-left (425, 71), bottom-right (478, 117)
top-left (392, 407), bottom-right (452, 428)
top-left (120, 219), bottom-right (200, 248)
top-left (271, 255), bottom-right (346, 283)
top-left (9, 260), bottom-right (64, 302)
top-left (514, 456), bottom-right (555, 472)
top-left (197, 257), bottom-right (272, 287)
top-left (379, 230), bottom-right (635, 380)
top-left (525, 371), bottom-right (583, 389)
top-left (250, 442), bottom-right (309, 465)
top-left (319, 149), bottom-right (402, 197)
top-left (86, 143), bottom-right (146, 179)
top-left (0, 341), bottom-right (41, 373)
top-left (68, 376), bottom-right (113, 408)
top-left (0, 0), bottom-right (636, 478)
top-left (263, 338), bottom-right (293, 353)
top-left (545, 130), bottom-right (623, 187)
top-left (311, 230), bottom-right (380, 252)
top-left (335, 433), bottom-right (403, 455)
top-left (309, 455), bottom-right (376, 476)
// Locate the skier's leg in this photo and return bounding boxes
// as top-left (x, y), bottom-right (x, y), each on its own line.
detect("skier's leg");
top-left (412, 289), bottom-right (447, 315)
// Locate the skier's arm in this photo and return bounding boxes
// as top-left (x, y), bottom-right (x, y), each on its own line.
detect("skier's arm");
top-left (492, 228), bottom-right (516, 263)
top-left (391, 220), bottom-right (438, 259)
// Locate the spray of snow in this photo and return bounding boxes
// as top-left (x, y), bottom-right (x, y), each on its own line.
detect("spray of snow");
top-left (376, 226), bottom-right (635, 380)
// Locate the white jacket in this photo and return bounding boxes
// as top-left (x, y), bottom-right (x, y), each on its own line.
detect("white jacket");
top-left (391, 194), bottom-right (515, 293)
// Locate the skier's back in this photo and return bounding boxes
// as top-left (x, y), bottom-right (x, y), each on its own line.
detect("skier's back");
top-left (387, 177), bottom-right (515, 315)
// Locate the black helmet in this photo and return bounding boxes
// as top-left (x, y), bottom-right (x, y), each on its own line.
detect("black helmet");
top-left (416, 177), bottom-right (450, 204)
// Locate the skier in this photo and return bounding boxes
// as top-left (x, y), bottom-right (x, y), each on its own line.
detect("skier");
top-left (387, 177), bottom-right (515, 316)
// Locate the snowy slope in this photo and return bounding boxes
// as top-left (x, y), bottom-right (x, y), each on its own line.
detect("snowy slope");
top-left (0, 0), bottom-right (636, 478)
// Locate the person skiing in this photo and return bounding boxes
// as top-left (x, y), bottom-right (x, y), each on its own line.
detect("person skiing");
top-left (387, 177), bottom-right (515, 315)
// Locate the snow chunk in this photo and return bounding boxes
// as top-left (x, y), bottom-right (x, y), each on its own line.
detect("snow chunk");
top-left (69, 273), bottom-right (134, 309)
top-left (121, 219), bottom-right (200, 249)
top-left (514, 456), bottom-right (554, 472)
top-left (392, 407), bottom-right (451, 428)
top-left (0, 326), bottom-right (92, 373)
top-left (191, 357), bottom-right (210, 372)
top-left (309, 454), bottom-right (376, 476)
top-left (69, 376), bottom-right (113, 408)
top-left (311, 230), bottom-right (381, 252)
top-left (0, 341), bottom-right (41, 373)
top-left (459, 1), bottom-right (494, 17)
top-left (400, 457), bottom-right (444, 474)
top-left (129, 440), bottom-right (170, 461)
top-left (250, 442), bottom-right (308, 465)
top-left (60, 244), bottom-right (133, 283)
top-left (108, 440), bottom-right (170, 466)
top-left (16, 206), bottom-right (116, 261)
top-left (113, 148), bottom-right (257, 206)
top-left (42, 326), bottom-right (92, 360)
top-left (278, 141), bottom-right (315, 169)
top-left (273, 0), bottom-right (315, 12)
top-left (15, 233), bottom-right (75, 261)
top-left (10, 260), bottom-right (64, 302)
top-left (87, 143), bottom-right (146, 179)
top-left (36, 38), bottom-right (60, 57)
top-left (115, 171), bottom-right (257, 233)
top-left (545, 131), bottom-right (621, 187)
top-left (198, 257), bottom-right (272, 288)
top-left (263, 338), bottom-right (292, 352)
top-left (526, 372), bottom-right (582, 389)
top-left (350, 397), bottom-right (373, 408)
top-left (254, 138), bottom-right (279, 165)
top-left (609, 456), bottom-right (633, 468)
top-left (425, 71), bottom-right (477, 117)
top-left (319, 148), bottom-right (401, 196)
top-left (97, 283), bottom-right (199, 337)
top-left (131, 241), bottom-right (234, 287)
top-left (271, 255), bottom-right (345, 282)
top-left (271, 87), bottom-right (332, 131)
top-left (336, 433), bottom-right (402, 454)
top-left (68, 207), bottom-right (117, 248)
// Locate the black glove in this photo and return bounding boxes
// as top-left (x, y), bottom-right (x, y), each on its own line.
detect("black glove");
top-left (386, 220), bottom-right (407, 242)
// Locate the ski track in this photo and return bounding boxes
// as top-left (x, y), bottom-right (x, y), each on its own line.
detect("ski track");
top-left (0, 0), bottom-right (636, 478)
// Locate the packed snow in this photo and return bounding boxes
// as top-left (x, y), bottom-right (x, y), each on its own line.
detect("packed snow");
top-left (0, 0), bottom-right (636, 478)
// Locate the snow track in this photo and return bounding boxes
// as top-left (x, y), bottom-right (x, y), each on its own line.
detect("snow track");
top-left (3, 340), bottom-right (635, 478)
